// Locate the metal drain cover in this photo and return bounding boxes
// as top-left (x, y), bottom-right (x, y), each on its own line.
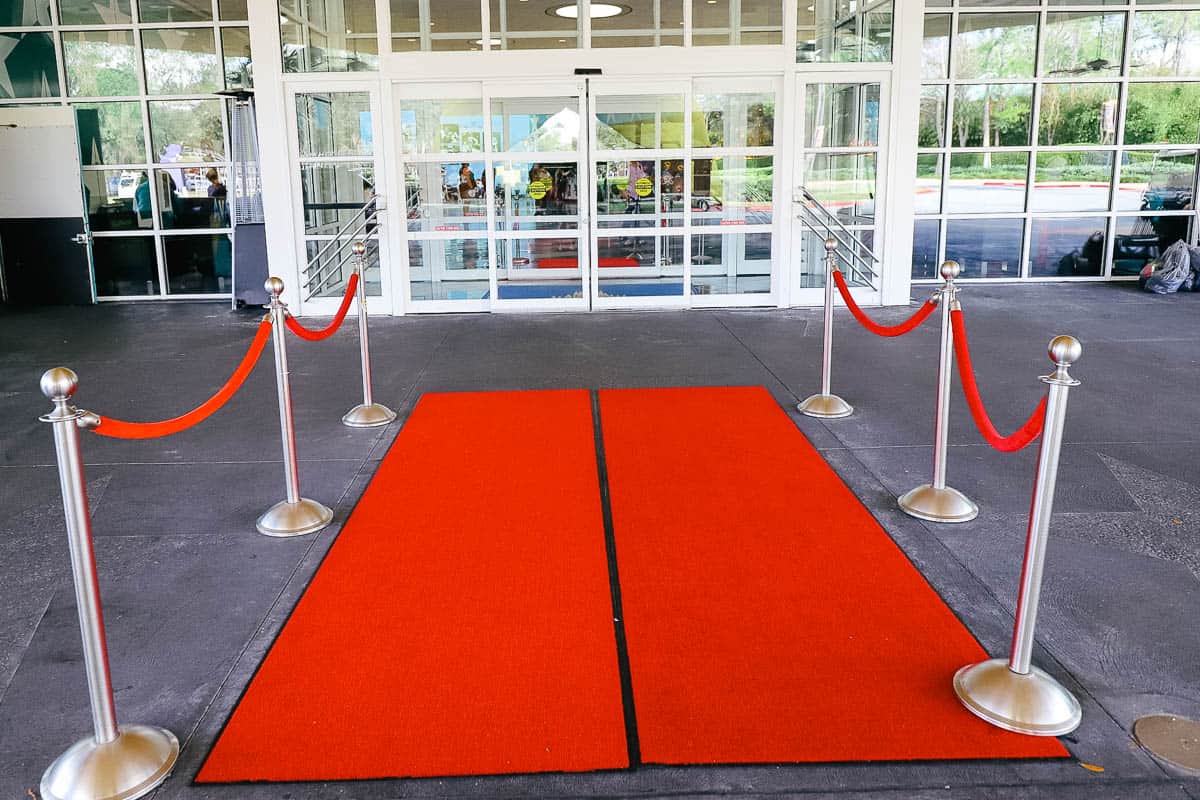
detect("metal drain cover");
top-left (1134, 715), bottom-right (1200, 773)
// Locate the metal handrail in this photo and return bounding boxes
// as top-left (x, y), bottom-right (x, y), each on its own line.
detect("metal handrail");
top-left (797, 204), bottom-right (877, 285)
top-left (308, 240), bottom-right (378, 298)
top-left (303, 208), bottom-right (378, 290)
top-left (797, 187), bottom-right (879, 284)
top-left (302, 198), bottom-right (377, 275)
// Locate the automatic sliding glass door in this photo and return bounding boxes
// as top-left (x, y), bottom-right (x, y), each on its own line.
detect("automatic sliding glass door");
top-left (489, 89), bottom-right (588, 307)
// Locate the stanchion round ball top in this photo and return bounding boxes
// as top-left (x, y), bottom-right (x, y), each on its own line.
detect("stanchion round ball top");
top-left (264, 276), bottom-right (285, 296)
top-left (940, 260), bottom-right (962, 280)
top-left (352, 241), bottom-right (366, 256)
top-left (824, 237), bottom-right (838, 251)
top-left (1048, 335), bottom-right (1082, 366)
top-left (40, 367), bottom-right (78, 400)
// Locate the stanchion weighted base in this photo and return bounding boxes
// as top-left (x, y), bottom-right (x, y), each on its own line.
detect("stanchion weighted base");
top-left (898, 484), bottom-right (979, 523)
top-left (1134, 714), bottom-right (1200, 773)
top-left (954, 658), bottom-right (1082, 736)
top-left (41, 724), bottom-right (178, 800)
top-left (256, 498), bottom-right (333, 538)
top-left (341, 402), bottom-right (397, 428)
top-left (798, 393), bottom-right (853, 419)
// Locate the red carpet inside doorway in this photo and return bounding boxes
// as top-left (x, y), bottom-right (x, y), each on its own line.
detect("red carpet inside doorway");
top-left (199, 386), bottom-right (1066, 785)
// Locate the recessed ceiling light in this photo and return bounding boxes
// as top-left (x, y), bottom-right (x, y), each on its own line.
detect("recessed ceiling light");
top-left (551, 3), bottom-right (629, 19)
top-left (474, 37), bottom-right (503, 45)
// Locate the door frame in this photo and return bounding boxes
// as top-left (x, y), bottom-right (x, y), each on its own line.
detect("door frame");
top-left (285, 79), bottom-right (394, 317)
top-left (790, 69), bottom-right (892, 309)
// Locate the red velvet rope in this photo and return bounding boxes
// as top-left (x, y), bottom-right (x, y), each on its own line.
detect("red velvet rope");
top-left (950, 309), bottom-right (1047, 453)
top-left (831, 271), bottom-right (938, 337)
top-left (284, 272), bottom-right (359, 342)
top-left (92, 319), bottom-right (272, 440)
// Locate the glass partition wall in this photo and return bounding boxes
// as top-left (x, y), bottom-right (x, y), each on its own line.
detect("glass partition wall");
top-left (915, 1), bottom-right (1200, 282)
top-left (0, 0), bottom-right (250, 298)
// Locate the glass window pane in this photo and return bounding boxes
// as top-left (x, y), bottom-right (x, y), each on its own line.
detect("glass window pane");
top-left (916, 154), bottom-right (942, 214)
top-left (300, 161), bottom-right (374, 234)
top-left (1118, 150), bottom-right (1196, 212)
top-left (912, 219), bottom-right (941, 280)
top-left (955, 14), bottom-right (1037, 80)
top-left (390, 0), bottom-right (417, 32)
top-left (1131, 11), bottom-right (1200, 78)
top-left (82, 169), bottom-right (146, 231)
top-left (1124, 82), bottom-right (1200, 145)
top-left (691, 232), bottom-right (771, 295)
top-left (399, 99), bottom-right (485, 154)
top-left (408, 237), bottom-right (489, 301)
top-left (496, 236), bottom-right (582, 299)
top-left (3, 0), bottom-right (51, 24)
top-left (491, 96), bottom-right (580, 152)
top-left (156, 166), bottom-right (230, 229)
top-left (692, 156), bottom-right (773, 226)
top-left (142, 28), bottom-right (221, 95)
top-left (945, 218), bottom-right (1023, 279)
top-left (805, 83), bottom-right (880, 148)
top-left (164, 234), bottom-right (232, 294)
top-left (738, 0), bottom-right (783, 45)
top-left (951, 84), bottom-right (1032, 147)
top-left (1029, 218), bottom-right (1107, 277)
top-left (150, 99), bottom-right (226, 163)
top-left (693, 89), bottom-right (775, 148)
top-left (75, 102), bottom-right (146, 165)
top-left (947, 152), bottom-right (1029, 213)
top-left (222, 27), bottom-right (253, 89)
top-left (493, 160), bottom-right (579, 229)
top-left (596, 235), bottom-right (685, 298)
top-left (596, 160), bottom-right (683, 228)
top-left (62, 0), bottom-right (126, 23)
top-left (798, 0), bottom-right (892, 63)
top-left (297, 92), bottom-right (373, 156)
top-left (919, 85), bottom-right (946, 147)
top-left (63, 30), bottom-right (138, 97)
top-left (1043, 12), bottom-right (1125, 77)
top-left (803, 153), bottom-right (875, 224)
top-left (425, 0), bottom-right (481, 50)
top-left (282, 0), bottom-right (379, 72)
top-left (139, 0), bottom-right (212, 22)
top-left (306, 238), bottom-right (381, 296)
top-left (404, 160), bottom-right (488, 233)
top-left (218, 0), bottom-right (247, 19)
top-left (1031, 151), bottom-right (1112, 212)
top-left (922, 14), bottom-right (950, 79)
top-left (490, 0), bottom-right (578, 49)
top-left (0, 32), bottom-right (60, 99)
top-left (1039, 83), bottom-right (1119, 146)
top-left (1113, 215), bottom-right (1190, 276)
top-left (595, 94), bottom-right (685, 150)
top-left (592, 0), bottom-right (683, 48)
top-left (92, 235), bottom-right (159, 296)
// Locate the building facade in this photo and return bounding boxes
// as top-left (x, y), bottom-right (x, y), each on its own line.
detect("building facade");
top-left (0, 0), bottom-right (1196, 314)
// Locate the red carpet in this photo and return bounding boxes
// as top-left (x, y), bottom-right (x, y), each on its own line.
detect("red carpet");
top-left (599, 386), bottom-right (1068, 764)
top-left (200, 386), bottom-right (1067, 784)
top-left (197, 390), bottom-right (628, 782)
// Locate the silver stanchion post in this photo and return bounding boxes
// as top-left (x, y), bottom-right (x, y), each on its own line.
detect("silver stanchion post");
top-left (37, 367), bottom-right (179, 800)
top-left (798, 237), bottom-right (853, 419)
top-left (898, 260), bottom-right (978, 523)
top-left (953, 336), bottom-right (1084, 736)
top-left (341, 241), bottom-right (396, 428)
top-left (257, 277), bottom-right (334, 538)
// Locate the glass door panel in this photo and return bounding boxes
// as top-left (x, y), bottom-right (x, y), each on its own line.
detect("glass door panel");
top-left (490, 92), bottom-right (586, 304)
top-left (794, 78), bottom-right (887, 291)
